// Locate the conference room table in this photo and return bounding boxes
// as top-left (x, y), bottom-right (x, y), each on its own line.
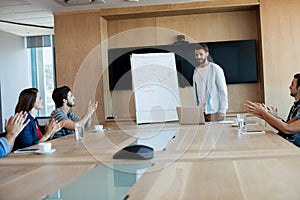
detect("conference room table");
top-left (1, 121), bottom-right (300, 199)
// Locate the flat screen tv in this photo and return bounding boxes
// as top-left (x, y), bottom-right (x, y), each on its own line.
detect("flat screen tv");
top-left (108, 40), bottom-right (259, 90)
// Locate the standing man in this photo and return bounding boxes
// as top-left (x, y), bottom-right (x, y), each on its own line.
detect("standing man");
top-left (193, 44), bottom-right (228, 121)
top-left (50, 86), bottom-right (98, 138)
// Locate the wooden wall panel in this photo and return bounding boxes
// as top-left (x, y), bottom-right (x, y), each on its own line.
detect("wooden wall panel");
top-left (156, 11), bottom-right (258, 43)
top-left (260, 0), bottom-right (300, 118)
top-left (108, 18), bottom-right (157, 48)
top-left (54, 13), bottom-right (106, 124)
top-left (99, 0), bottom-right (259, 19)
top-left (96, 17), bottom-right (108, 124)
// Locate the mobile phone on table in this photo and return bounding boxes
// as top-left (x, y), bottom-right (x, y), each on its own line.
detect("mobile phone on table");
top-left (14, 148), bottom-right (39, 153)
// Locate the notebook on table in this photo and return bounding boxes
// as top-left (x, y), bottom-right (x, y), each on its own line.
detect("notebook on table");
top-left (176, 106), bottom-right (205, 125)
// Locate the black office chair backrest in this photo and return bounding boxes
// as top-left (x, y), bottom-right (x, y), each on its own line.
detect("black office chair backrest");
top-left (36, 117), bottom-right (51, 134)
top-left (36, 116), bottom-right (51, 126)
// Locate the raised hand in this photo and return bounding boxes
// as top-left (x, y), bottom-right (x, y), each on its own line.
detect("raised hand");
top-left (262, 104), bottom-right (278, 117)
top-left (5, 112), bottom-right (29, 138)
top-left (87, 101), bottom-right (98, 116)
top-left (43, 119), bottom-right (66, 140)
top-left (244, 100), bottom-right (266, 118)
top-left (4, 112), bottom-right (29, 150)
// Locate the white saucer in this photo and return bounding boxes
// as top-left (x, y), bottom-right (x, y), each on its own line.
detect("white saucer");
top-left (35, 149), bottom-right (56, 154)
top-left (92, 129), bottom-right (105, 132)
top-left (231, 122), bottom-right (258, 127)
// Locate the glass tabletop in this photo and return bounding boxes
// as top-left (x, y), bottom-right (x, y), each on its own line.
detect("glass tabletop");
top-left (44, 163), bottom-right (152, 200)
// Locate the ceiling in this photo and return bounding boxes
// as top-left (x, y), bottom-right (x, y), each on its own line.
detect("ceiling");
top-left (0, 0), bottom-right (204, 37)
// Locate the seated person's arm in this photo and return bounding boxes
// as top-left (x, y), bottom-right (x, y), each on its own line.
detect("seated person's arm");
top-left (52, 101), bottom-right (98, 131)
top-left (245, 100), bottom-right (300, 134)
top-left (287, 116), bottom-right (297, 124)
top-left (1, 112), bottom-right (29, 156)
top-left (70, 101), bottom-right (98, 129)
top-left (0, 138), bottom-right (10, 157)
top-left (62, 119), bottom-right (76, 131)
top-left (56, 111), bottom-right (93, 131)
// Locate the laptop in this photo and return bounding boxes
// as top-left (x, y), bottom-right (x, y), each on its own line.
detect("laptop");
top-left (176, 106), bottom-right (205, 125)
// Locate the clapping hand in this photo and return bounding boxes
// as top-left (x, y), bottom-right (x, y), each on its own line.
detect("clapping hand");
top-left (262, 104), bottom-right (278, 117)
top-left (244, 100), bottom-right (266, 118)
top-left (87, 101), bottom-right (98, 116)
top-left (5, 112), bottom-right (29, 138)
top-left (45, 119), bottom-right (66, 139)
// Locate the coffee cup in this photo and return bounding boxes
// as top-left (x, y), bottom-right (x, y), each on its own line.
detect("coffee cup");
top-left (94, 125), bottom-right (103, 132)
top-left (39, 142), bottom-right (52, 152)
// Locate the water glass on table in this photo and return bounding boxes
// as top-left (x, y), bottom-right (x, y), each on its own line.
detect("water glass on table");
top-left (75, 124), bottom-right (85, 140)
top-left (237, 114), bottom-right (246, 134)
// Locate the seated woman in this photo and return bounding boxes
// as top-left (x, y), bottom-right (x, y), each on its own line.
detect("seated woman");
top-left (245, 100), bottom-right (300, 147)
top-left (13, 88), bottom-right (64, 151)
top-left (0, 112), bottom-right (29, 157)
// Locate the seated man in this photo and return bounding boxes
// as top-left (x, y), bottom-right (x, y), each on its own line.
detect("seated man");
top-left (0, 112), bottom-right (29, 157)
top-left (50, 86), bottom-right (98, 138)
top-left (245, 100), bottom-right (300, 147)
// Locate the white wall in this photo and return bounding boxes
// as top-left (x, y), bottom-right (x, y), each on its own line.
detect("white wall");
top-left (0, 30), bottom-right (31, 131)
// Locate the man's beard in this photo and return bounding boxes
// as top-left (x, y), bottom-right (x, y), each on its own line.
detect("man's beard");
top-left (67, 102), bottom-right (75, 107)
top-left (197, 58), bottom-right (206, 65)
top-left (290, 89), bottom-right (297, 97)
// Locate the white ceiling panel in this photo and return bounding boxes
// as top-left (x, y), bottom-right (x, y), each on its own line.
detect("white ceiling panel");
top-left (0, 21), bottom-right (53, 36)
top-left (0, 0), bottom-right (31, 7)
top-left (0, 0), bottom-right (206, 36)
top-left (8, 10), bottom-right (53, 19)
top-left (0, 6), bottom-right (43, 13)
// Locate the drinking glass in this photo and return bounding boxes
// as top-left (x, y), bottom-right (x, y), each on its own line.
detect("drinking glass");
top-left (75, 124), bottom-right (85, 140)
top-left (237, 114), bottom-right (246, 134)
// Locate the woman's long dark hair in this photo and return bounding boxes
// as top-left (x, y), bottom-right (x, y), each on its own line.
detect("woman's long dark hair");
top-left (15, 88), bottom-right (39, 113)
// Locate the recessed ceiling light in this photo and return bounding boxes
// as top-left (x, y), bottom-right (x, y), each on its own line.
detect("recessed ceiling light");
top-left (127, 0), bottom-right (139, 2)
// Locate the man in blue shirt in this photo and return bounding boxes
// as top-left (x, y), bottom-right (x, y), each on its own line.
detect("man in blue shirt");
top-left (0, 112), bottom-right (29, 157)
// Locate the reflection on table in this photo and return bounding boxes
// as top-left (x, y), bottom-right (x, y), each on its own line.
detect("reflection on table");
top-left (44, 163), bottom-right (152, 200)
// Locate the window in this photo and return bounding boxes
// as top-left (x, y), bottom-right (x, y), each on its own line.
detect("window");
top-left (27, 35), bottom-right (56, 116)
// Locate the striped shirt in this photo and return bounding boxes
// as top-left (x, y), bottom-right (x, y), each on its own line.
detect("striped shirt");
top-left (50, 108), bottom-right (80, 138)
